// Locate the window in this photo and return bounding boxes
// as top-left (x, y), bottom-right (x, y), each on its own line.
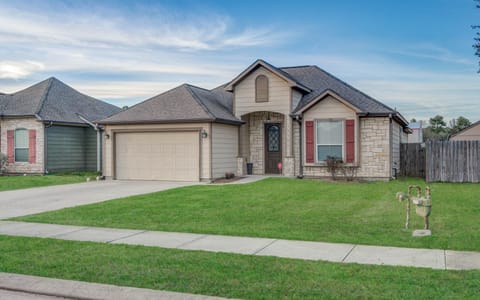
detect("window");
top-left (255, 75), bottom-right (269, 102)
top-left (15, 129), bottom-right (29, 162)
top-left (316, 120), bottom-right (343, 161)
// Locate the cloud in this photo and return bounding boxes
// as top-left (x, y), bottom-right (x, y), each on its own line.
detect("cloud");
top-left (0, 3), bottom-right (287, 51)
top-left (0, 61), bottom-right (45, 79)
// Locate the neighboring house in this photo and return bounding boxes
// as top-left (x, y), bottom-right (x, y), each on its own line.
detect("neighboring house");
top-left (100, 59), bottom-right (409, 182)
top-left (407, 121), bottom-right (423, 143)
top-left (450, 120), bottom-right (480, 141)
top-left (0, 77), bottom-right (121, 174)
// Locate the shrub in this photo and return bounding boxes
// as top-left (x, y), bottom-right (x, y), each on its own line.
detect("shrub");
top-left (325, 156), bottom-right (343, 180)
top-left (0, 153), bottom-right (8, 175)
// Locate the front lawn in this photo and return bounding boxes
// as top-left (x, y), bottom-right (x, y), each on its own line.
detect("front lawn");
top-left (0, 172), bottom-right (97, 192)
top-left (0, 235), bottom-right (478, 299)
top-left (14, 178), bottom-right (480, 251)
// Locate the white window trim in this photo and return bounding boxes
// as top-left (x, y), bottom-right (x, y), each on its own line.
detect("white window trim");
top-left (14, 128), bottom-right (29, 163)
top-left (315, 120), bottom-right (344, 162)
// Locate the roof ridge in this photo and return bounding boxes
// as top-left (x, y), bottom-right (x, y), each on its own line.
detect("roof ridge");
top-left (185, 83), bottom-right (211, 92)
top-left (279, 65), bottom-right (313, 69)
top-left (184, 85), bottom-right (216, 120)
top-left (34, 77), bottom-right (55, 116)
top-left (311, 65), bottom-right (395, 112)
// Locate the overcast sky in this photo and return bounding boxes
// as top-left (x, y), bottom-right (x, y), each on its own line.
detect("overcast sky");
top-left (0, 0), bottom-right (479, 122)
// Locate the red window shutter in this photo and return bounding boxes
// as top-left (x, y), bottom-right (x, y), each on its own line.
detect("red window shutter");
top-left (305, 121), bottom-right (315, 163)
top-left (7, 130), bottom-right (14, 163)
top-left (29, 130), bottom-right (36, 164)
top-left (345, 119), bottom-right (355, 163)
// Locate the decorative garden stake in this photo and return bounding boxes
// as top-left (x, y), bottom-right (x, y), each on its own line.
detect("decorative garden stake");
top-left (396, 185), bottom-right (432, 233)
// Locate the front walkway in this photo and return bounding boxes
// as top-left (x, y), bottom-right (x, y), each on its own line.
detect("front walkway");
top-left (1, 221), bottom-right (479, 270)
top-left (0, 272), bottom-right (228, 300)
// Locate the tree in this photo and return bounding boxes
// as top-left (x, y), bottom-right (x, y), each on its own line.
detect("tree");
top-left (429, 115), bottom-right (447, 134)
top-left (474, 0), bottom-right (480, 72)
top-left (450, 116), bottom-right (472, 134)
top-left (410, 118), bottom-right (417, 123)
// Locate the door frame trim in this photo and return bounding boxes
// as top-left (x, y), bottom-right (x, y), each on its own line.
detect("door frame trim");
top-left (264, 123), bottom-right (282, 174)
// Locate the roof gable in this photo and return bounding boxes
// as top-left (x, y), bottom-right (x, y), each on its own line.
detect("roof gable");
top-left (225, 59), bottom-right (311, 93)
top-left (450, 120), bottom-right (480, 139)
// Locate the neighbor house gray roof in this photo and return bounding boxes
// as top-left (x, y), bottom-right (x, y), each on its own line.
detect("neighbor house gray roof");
top-left (100, 84), bottom-right (242, 125)
top-left (0, 77), bottom-right (121, 124)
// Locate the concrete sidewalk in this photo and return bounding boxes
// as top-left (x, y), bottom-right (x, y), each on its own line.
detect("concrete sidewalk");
top-left (0, 221), bottom-right (479, 270)
top-left (0, 273), bottom-right (228, 300)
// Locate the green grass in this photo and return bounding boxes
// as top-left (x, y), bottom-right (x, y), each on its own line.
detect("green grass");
top-left (0, 172), bottom-right (97, 192)
top-left (0, 235), bottom-right (478, 299)
top-left (14, 178), bottom-right (480, 251)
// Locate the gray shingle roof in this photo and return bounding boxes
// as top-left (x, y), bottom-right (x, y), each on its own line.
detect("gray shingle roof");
top-left (281, 65), bottom-right (396, 114)
top-left (100, 84), bottom-right (242, 125)
top-left (0, 77), bottom-right (121, 124)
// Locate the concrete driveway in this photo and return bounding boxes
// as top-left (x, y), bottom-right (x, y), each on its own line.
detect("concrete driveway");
top-left (0, 180), bottom-right (198, 219)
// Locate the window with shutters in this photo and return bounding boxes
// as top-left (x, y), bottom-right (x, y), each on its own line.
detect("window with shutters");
top-left (255, 75), bottom-right (269, 102)
top-left (315, 120), bottom-right (344, 161)
top-left (14, 128), bottom-right (29, 162)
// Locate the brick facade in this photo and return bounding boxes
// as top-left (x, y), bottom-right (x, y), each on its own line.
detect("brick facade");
top-left (0, 118), bottom-right (44, 174)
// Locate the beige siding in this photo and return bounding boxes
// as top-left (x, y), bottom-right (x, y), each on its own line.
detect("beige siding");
top-left (234, 66), bottom-right (292, 117)
top-left (392, 120), bottom-right (401, 174)
top-left (103, 123), bottom-right (211, 181)
top-left (302, 95), bottom-right (358, 166)
top-left (211, 123), bottom-right (238, 179)
top-left (0, 117), bottom-right (44, 174)
top-left (450, 123), bottom-right (480, 141)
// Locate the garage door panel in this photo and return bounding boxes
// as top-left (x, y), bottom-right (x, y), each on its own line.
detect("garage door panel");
top-left (115, 131), bottom-right (199, 181)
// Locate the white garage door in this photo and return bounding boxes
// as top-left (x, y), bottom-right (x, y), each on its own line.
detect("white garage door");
top-left (115, 131), bottom-right (200, 181)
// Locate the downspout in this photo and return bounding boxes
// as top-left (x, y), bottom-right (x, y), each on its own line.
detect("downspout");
top-left (295, 114), bottom-right (304, 179)
top-left (77, 114), bottom-right (102, 174)
top-left (44, 121), bottom-right (53, 174)
top-left (389, 113), bottom-right (394, 179)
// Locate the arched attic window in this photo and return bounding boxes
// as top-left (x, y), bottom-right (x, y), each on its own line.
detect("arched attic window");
top-left (255, 75), bottom-right (269, 102)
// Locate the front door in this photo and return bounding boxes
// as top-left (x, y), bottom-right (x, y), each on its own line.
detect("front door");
top-left (265, 123), bottom-right (282, 174)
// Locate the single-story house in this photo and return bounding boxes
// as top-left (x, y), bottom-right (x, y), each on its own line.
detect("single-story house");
top-left (0, 77), bottom-right (121, 174)
top-left (100, 59), bottom-right (409, 182)
top-left (450, 120), bottom-right (480, 141)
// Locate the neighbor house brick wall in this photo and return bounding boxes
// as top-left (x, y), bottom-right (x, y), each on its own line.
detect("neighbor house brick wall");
top-left (0, 118), bottom-right (44, 174)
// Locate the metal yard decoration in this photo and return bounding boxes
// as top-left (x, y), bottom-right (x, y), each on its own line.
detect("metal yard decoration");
top-left (396, 185), bottom-right (432, 231)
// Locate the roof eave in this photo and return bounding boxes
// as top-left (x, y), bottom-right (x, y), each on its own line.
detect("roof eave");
top-left (357, 112), bottom-right (409, 128)
top-left (99, 118), bottom-right (217, 125)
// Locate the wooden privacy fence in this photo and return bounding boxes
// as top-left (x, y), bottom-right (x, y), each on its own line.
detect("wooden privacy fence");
top-left (425, 140), bottom-right (480, 183)
top-left (400, 143), bottom-right (425, 178)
